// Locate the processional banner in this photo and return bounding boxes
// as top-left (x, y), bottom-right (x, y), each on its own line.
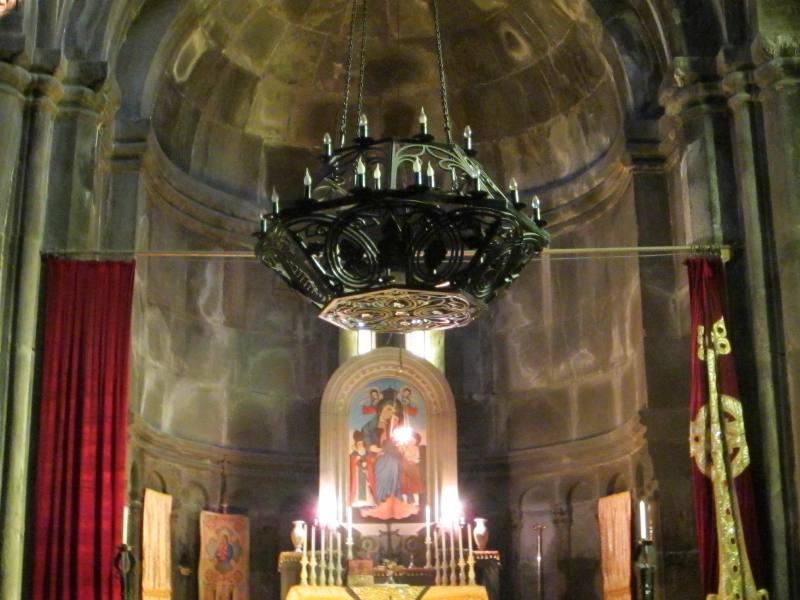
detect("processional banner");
top-left (199, 511), bottom-right (250, 600)
top-left (687, 257), bottom-right (768, 599)
top-left (142, 488), bottom-right (173, 600)
top-left (598, 491), bottom-right (632, 600)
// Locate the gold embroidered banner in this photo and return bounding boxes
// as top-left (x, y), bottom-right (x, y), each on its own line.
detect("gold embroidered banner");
top-left (142, 489), bottom-right (173, 600)
top-left (598, 492), bottom-right (632, 600)
top-left (199, 511), bottom-right (250, 600)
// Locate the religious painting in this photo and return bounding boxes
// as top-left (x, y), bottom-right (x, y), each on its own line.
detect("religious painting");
top-left (199, 511), bottom-right (250, 600)
top-left (348, 378), bottom-right (427, 521)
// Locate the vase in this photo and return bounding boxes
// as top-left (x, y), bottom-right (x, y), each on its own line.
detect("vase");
top-left (473, 518), bottom-right (489, 550)
top-left (291, 520), bottom-right (306, 552)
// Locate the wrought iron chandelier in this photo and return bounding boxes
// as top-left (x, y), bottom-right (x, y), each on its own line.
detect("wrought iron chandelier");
top-left (255, 0), bottom-right (549, 333)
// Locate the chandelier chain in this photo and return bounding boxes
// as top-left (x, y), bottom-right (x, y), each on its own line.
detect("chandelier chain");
top-left (338, 0), bottom-right (360, 146)
top-left (431, 0), bottom-right (453, 144)
top-left (356, 0), bottom-right (369, 129)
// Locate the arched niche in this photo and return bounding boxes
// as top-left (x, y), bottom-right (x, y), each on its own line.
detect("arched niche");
top-left (319, 347), bottom-right (457, 535)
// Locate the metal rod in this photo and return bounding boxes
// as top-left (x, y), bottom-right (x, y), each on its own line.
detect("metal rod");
top-left (45, 244), bottom-right (732, 260)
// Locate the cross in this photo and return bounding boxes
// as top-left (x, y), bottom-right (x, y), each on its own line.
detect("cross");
top-left (378, 522), bottom-right (401, 561)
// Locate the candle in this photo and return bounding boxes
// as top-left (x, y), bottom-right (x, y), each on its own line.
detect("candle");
top-left (639, 499), bottom-right (649, 541)
top-left (413, 156), bottom-right (423, 186)
top-left (509, 177), bottom-right (519, 204)
top-left (320, 524), bottom-right (326, 584)
top-left (463, 125), bottom-right (473, 152)
top-left (419, 106), bottom-right (428, 135)
top-left (303, 168), bottom-right (313, 199)
top-left (532, 196), bottom-right (541, 221)
top-left (425, 505), bottom-right (431, 540)
top-left (260, 213), bottom-right (269, 234)
top-left (270, 187), bottom-right (280, 215)
top-left (358, 113), bottom-right (369, 138)
top-left (468, 522), bottom-right (473, 554)
top-left (355, 156), bottom-right (366, 188)
top-left (472, 169), bottom-right (482, 192)
top-left (122, 506), bottom-right (130, 545)
top-left (426, 162), bottom-right (435, 188)
top-left (373, 163), bottom-right (382, 190)
top-left (458, 521), bottom-right (464, 563)
top-left (311, 524), bottom-right (316, 580)
top-left (449, 522), bottom-right (456, 582)
top-left (336, 530), bottom-right (342, 585)
top-left (323, 132), bottom-right (332, 157)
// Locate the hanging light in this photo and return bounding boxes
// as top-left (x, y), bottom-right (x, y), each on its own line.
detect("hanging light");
top-left (254, 0), bottom-right (548, 332)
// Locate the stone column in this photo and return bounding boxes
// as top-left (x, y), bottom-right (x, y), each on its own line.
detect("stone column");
top-left (0, 60), bottom-right (29, 533)
top-left (754, 36), bottom-right (800, 596)
top-left (0, 62), bottom-right (63, 600)
top-left (719, 47), bottom-right (792, 598)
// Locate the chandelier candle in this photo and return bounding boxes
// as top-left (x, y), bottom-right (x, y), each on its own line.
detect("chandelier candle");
top-left (413, 156), bottom-right (423, 186)
top-left (419, 106), bottom-right (428, 135)
top-left (509, 178), bottom-right (519, 204)
top-left (323, 132), bottom-right (332, 157)
top-left (270, 187), bottom-right (280, 215)
top-left (532, 196), bottom-right (542, 222)
top-left (355, 156), bottom-right (366, 187)
top-left (426, 162), bottom-right (436, 188)
top-left (463, 125), bottom-right (473, 152)
top-left (304, 168), bottom-right (313, 200)
top-left (372, 163), bottom-right (382, 190)
top-left (358, 113), bottom-right (368, 138)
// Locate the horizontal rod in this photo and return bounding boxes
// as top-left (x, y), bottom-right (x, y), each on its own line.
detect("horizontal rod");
top-left (45, 244), bottom-right (731, 260)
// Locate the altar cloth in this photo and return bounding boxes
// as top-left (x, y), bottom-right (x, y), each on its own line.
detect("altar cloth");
top-left (285, 585), bottom-right (489, 600)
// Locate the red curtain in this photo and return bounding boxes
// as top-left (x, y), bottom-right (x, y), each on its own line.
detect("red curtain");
top-left (31, 259), bottom-right (135, 599)
top-left (687, 256), bottom-right (765, 597)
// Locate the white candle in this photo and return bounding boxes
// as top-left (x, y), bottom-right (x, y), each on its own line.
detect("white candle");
top-left (468, 523), bottom-right (473, 554)
top-left (639, 499), bottom-right (648, 540)
top-left (122, 506), bottom-right (130, 544)
top-left (426, 505), bottom-right (431, 540)
top-left (347, 506), bottom-right (353, 542)
top-left (458, 522), bottom-right (464, 563)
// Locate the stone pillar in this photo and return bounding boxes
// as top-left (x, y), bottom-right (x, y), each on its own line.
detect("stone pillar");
top-left (0, 61), bottom-right (63, 600)
top-left (754, 36), bottom-right (800, 596)
top-left (0, 60), bottom-right (29, 532)
top-left (551, 504), bottom-right (570, 600)
top-left (719, 47), bottom-right (792, 598)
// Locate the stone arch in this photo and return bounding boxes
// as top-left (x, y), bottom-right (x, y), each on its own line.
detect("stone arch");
top-left (144, 469), bottom-right (167, 494)
top-left (606, 471), bottom-right (629, 495)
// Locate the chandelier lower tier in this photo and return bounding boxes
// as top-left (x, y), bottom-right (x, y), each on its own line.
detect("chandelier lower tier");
top-left (255, 135), bottom-right (549, 333)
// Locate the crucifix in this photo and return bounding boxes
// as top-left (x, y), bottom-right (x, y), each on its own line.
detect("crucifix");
top-left (379, 521), bottom-right (401, 561)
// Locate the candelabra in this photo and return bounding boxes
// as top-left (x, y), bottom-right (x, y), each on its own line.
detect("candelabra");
top-left (113, 543), bottom-right (136, 600)
top-left (635, 539), bottom-right (655, 600)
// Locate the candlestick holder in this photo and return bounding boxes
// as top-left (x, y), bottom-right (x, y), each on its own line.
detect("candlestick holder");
top-left (300, 552), bottom-right (309, 586)
top-left (309, 551), bottom-right (318, 586)
top-left (335, 550), bottom-right (342, 586)
top-left (424, 536), bottom-right (432, 568)
top-left (634, 539), bottom-right (655, 600)
top-left (346, 537), bottom-right (354, 561)
top-left (467, 553), bottom-right (476, 586)
top-left (113, 543), bottom-right (136, 600)
top-left (457, 556), bottom-right (466, 586)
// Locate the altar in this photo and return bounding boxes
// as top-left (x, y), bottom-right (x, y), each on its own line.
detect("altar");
top-left (285, 586), bottom-right (489, 600)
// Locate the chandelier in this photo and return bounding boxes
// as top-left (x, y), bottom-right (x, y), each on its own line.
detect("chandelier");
top-left (255, 0), bottom-right (549, 333)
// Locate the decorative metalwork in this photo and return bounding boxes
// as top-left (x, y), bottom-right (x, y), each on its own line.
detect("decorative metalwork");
top-left (253, 1), bottom-right (549, 332)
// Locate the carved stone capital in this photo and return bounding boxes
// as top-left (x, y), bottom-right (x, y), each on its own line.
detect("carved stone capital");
top-left (752, 34), bottom-right (800, 91)
top-left (660, 57), bottom-right (726, 119)
top-left (551, 504), bottom-right (570, 526)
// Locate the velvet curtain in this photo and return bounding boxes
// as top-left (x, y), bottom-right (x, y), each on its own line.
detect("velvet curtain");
top-left (31, 259), bottom-right (135, 599)
top-left (687, 257), bottom-right (766, 598)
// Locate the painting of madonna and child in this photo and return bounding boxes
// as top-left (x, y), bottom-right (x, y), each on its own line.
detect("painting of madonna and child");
top-left (348, 378), bottom-right (427, 522)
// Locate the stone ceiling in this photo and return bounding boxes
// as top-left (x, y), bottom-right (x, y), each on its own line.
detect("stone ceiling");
top-left (151, 0), bottom-right (622, 208)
